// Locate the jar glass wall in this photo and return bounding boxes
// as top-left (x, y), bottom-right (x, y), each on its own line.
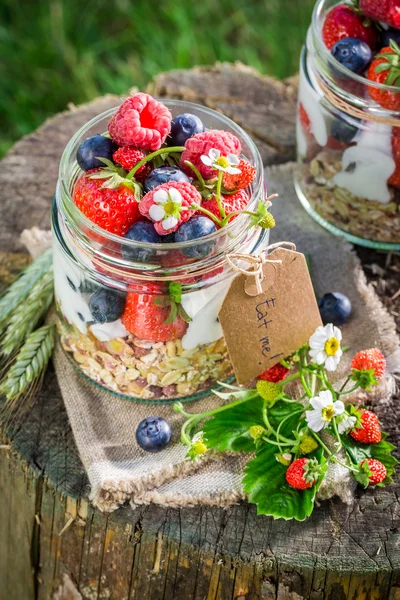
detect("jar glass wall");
top-left (53, 100), bottom-right (267, 403)
top-left (295, 0), bottom-right (400, 250)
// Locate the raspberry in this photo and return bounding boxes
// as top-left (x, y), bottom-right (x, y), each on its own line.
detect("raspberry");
top-left (222, 158), bottom-right (256, 191)
top-left (108, 93), bottom-right (172, 151)
top-left (258, 364), bottom-right (289, 383)
top-left (73, 171), bottom-right (140, 236)
top-left (351, 348), bottom-right (386, 379)
top-left (200, 190), bottom-right (249, 226)
top-left (286, 458), bottom-right (318, 490)
top-left (360, 458), bottom-right (387, 485)
top-left (350, 410), bottom-right (382, 444)
top-left (139, 181), bottom-right (201, 235)
top-left (181, 130), bottom-right (241, 180)
top-left (112, 147), bottom-right (151, 180)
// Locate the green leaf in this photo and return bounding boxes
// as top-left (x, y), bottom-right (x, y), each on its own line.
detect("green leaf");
top-left (203, 396), bottom-right (265, 452)
top-left (242, 444), bottom-right (324, 520)
top-left (341, 433), bottom-right (398, 485)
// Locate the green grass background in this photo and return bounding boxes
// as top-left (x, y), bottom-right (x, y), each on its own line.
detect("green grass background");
top-left (1, 0), bottom-right (315, 157)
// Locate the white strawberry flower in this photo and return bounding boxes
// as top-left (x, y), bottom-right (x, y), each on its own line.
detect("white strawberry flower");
top-left (309, 323), bottom-right (343, 372)
top-left (200, 148), bottom-right (241, 174)
top-left (148, 187), bottom-right (183, 231)
top-left (337, 413), bottom-right (357, 434)
top-left (305, 390), bottom-right (345, 432)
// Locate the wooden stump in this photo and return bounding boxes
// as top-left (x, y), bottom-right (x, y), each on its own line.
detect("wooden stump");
top-left (0, 63), bottom-right (399, 600)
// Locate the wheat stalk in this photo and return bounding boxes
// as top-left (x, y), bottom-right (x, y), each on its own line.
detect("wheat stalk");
top-left (0, 248), bottom-right (52, 333)
top-left (1, 268), bottom-right (54, 357)
top-left (1, 324), bottom-right (55, 401)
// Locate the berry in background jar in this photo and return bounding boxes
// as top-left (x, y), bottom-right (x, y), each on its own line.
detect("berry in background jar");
top-left (322, 4), bottom-right (378, 51)
top-left (331, 38), bottom-right (372, 74)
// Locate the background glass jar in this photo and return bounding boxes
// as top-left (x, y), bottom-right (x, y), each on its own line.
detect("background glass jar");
top-left (295, 0), bottom-right (400, 250)
top-left (52, 100), bottom-right (267, 403)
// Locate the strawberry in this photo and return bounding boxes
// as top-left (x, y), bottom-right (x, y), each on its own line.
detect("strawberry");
top-left (322, 4), bottom-right (378, 51)
top-left (351, 348), bottom-right (386, 379)
top-left (299, 103), bottom-right (312, 134)
top-left (121, 292), bottom-right (188, 342)
top-left (367, 43), bottom-right (400, 111)
top-left (200, 190), bottom-right (249, 227)
top-left (73, 171), bottom-right (140, 236)
top-left (389, 130), bottom-right (400, 189)
top-left (112, 147), bottom-right (151, 181)
top-left (360, 0), bottom-right (400, 30)
top-left (285, 458), bottom-right (319, 490)
top-left (360, 458), bottom-right (387, 485)
top-left (222, 158), bottom-right (256, 191)
top-left (350, 409), bottom-right (382, 444)
top-left (258, 363), bottom-right (289, 383)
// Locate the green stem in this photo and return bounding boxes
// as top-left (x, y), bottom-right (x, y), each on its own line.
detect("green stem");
top-left (261, 436), bottom-right (294, 448)
top-left (276, 409), bottom-right (304, 445)
top-left (220, 209), bottom-right (257, 227)
top-left (339, 376), bottom-right (350, 392)
top-left (184, 160), bottom-right (206, 190)
top-left (127, 146), bottom-right (185, 178)
top-left (282, 372), bottom-right (301, 386)
top-left (299, 361), bottom-right (312, 398)
top-left (319, 368), bottom-right (337, 398)
top-left (311, 432), bottom-right (359, 474)
top-left (338, 383), bottom-right (360, 396)
top-left (192, 204), bottom-right (223, 227)
top-left (215, 170), bottom-right (226, 219)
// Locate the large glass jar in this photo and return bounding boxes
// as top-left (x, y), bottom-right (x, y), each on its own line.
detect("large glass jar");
top-left (52, 100), bottom-right (267, 403)
top-left (295, 0), bottom-right (400, 250)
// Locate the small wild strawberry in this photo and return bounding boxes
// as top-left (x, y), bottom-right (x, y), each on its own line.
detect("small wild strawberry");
top-left (286, 458), bottom-right (320, 490)
top-left (350, 409), bottom-right (382, 444)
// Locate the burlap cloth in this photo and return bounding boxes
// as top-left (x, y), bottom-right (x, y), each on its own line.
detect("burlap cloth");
top-left (23, 163), bottom-right (400, 512)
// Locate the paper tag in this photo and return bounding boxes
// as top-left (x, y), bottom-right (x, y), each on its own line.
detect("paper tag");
top-left (218, 247), bottom-right (322, 384)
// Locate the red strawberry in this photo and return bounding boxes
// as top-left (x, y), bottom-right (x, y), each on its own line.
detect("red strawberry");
top-left (322, 5), bottom-right (378, 51)
top-left (367, 45), bottom-right (400, 111)
top-left (121, 292), bottom-right (188, 342)
top-left (351, 348), bottom-right (386, 379)
top-left (73, 171), bottom-right (140, 236)
top-left (350, 409), bottom-right (382, 444)
top-left (360, 458), bottom-right (387, 485)
top-left (285, 458), bottom-right (319, 490)
top-left (258, 364), bottom-right (289, 383)
top-left (222, 159), bottom-right (256, 191)
top-left (389, 130), bottom-right (400, 189)
top-left (112, 147), bottom-right (151, 181)
top-left (360, 0), bottom-right (400, 30)
top-left (299, 103), bottom-right (312, 134)
top-left (200, 190), bottom-right (249, 227)
top-left (108, 93), bottom-right (172, 151)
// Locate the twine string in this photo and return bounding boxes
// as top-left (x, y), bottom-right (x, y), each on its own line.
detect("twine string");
top-left (226, 241), bottom-right (296, 295)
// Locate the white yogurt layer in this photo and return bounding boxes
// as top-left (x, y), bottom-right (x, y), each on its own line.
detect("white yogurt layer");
top-left (90, 319), bottom-right (129, 342)
top-left (181, 279), bottom-right (231, 350)
top-left (53, 244), bottom-right (93, 334)
top-left (298, 51), bottom-right (328, 147)
top-left (334, 122), bottom-right (395, 204)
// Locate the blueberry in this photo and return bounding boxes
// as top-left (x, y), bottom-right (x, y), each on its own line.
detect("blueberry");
top-left (136, 417), bottom-right (172, 453)
top-left (330, 115), bottom-right (359, 143)
top-left (122, 221), bottom-right (161, 262)
top-left (89, 287), bottom-right (126, 324)
top-left (318, 292), bottom-right (352, 326)
top-left (331, 38), bottom-right (372, 74)
top-left (161, 232), bottom-right (176, 243)
top-left (175, 216), bottom-right (217, 259)
top-left (144, 166), bottom-right (190, 193)
top-left (77, 134), bottom-right (116, 171)
top-left (169, 113), bottom-right (205, 147)
top-left (380, 28), bottom-right (400, 49)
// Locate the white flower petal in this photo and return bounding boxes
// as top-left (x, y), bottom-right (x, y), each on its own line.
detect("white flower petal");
top-left (209, 148), bottom-right (221, 161)
top-left (338, 415), bottom-right (356, 434)
top-left (325, 354), bottom-right (340, 372)
top-left (213, 164), bottom-right (227, 172)
top-left (149, 204), bottom-right (165, 221)
top-left (227, 154), bottom-right (240, 165)
top-left (333, 400), bottom-right (345, 416)
top-left (325, 323), bottom-right (335, 339)
top-left (333, 326), bottom-right (342, 342)
top-left (153, 189), bottom-right (169, 204)
top-left (162, 216), bottom-right (178, 230)
top-left (306, 410), bottom-right (325, 432)
top-left (226, 166), bottom-right (242, 174)
top-left (319, 390), bottom-right (334, 404)
top-left (168, 188), bottom-right (183, 204)
top-left (315, 350), bottom-right (327, 365)
top-left (201, 155), bottom-right (213, 166)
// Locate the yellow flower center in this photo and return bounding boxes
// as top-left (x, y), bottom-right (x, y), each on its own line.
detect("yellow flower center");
top-left (321, 405), bottom-right (335, 422)
top-left (324, 337), bottom-right (340, 356)
top-left (215, 156), bottom-right (230, 168)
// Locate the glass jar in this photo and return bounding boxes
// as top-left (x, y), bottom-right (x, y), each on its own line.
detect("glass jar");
top-left (295, 0), bottom-right (400, 250)
top-left (52, 100), bottom-right (267, 403)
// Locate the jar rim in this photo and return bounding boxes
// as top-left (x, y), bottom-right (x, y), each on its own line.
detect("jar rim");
top-left (311, 0), bottom-right (400, 101)
top-left (58, 99), bottom-right (265, 256)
